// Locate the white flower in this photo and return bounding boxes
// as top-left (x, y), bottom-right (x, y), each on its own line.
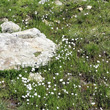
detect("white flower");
top-left (78, 85), bottom-right (81, 88)
top-left (66, 91), bottom-right (68, 94)
top-left (57, 107), bottom-right (59, 109)
top-left (74, 15), bottom-right (77, 18)
top-left (38, 95), bottom-right (41, 98)
top-left (55, 73), bottom-right (59, 76)
top-left (106, 61), bottom-right (109, 63)
top-left (99, 55), bottom-right (101, 57)
top-left (62, 82), bottom-right (65, 85)
top-left (31, 67), bottom-right (35, 72)
top-left (35, 11), bottom-right (37, 15)
top-left (71, 93), bottom-right (74, 95)
top-left (67, 82), bottom-right (69, 84)
top-left (84, 13), bottom-right (88, 15)
top-left (59, 79), bottom-right (63, 82)
top-left (42, 83), bottom-right (45, 85)
top-left (58, 93), bottom-right (61, 95)
top-left (48, 85), bottom-right (51, 88)
top-left (1, 80), bottom-right (4, 83)
top-left (34, 93), bottom-right (37, 96)
top-left (53, 77), bottom-right (55, 79)
top-left (47, 82), bottom-right (51, 84)
top-left (97, 60), bottom-right (100, 63)
top-left (54, 84), bottom-right (57, 87)
top-left (22, 77), bottom-right (27, 80)
top-left (46, 88), bottom-right (49, 90)
top-left (19, 74), bottom-right (22, 77)
top-left (22, 95), bottom-right (25, 98)
top-left (27, 84), bottom-right (32, 90)
top-left (107, 71), bottom-right (109, 74)
top-left (27, 99), bottom-right (29, 101)
top-left (94, 64), bottom-right (99, 69)
top-left (75, 94), bottom-right (77, 96)
top-left (51, 92), bottom-right (54, 95)
top-left (9, 9), bottom-right (11, 11)
top-left (59, 66), bottom-right (62, 68)
top-left (91, 102), bottom-right (95, 105)
top-left (53, 88), bottom-right (56, 91)
top-left (87, 5), bottom-right (92, 10)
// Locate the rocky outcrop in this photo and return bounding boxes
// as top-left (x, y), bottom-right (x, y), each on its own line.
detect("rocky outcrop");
top-left (0, 24), bottom-right (56, 70)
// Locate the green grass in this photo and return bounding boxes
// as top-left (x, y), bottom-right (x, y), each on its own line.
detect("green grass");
top-left (0, 0), bottom-right (110, 109)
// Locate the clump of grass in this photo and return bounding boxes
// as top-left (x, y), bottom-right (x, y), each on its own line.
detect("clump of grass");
top-left (0, 99), bottom-right (7, 110)
top-left (101, 40), bottom-right (110, 55)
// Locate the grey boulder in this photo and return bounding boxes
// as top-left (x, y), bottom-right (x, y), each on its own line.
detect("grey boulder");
top-left (0, 28), bottom-right (56, 70)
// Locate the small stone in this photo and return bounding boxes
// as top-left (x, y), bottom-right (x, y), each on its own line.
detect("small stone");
top-left (28, 73), bottom-right (43, 82)
top-left (78, 7), bottom-right (83, 11)
top-left (1, 21), bottom-right (21, 33)
top-left (25, 15), bottom-right (31, 22)
top-left (55, 0), bottom-right (62, 6)
top-left (0, 18), bottom-right (8, 22)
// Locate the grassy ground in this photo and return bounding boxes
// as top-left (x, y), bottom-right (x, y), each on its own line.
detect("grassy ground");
top-left (0, 0), bottom-right (110, 109)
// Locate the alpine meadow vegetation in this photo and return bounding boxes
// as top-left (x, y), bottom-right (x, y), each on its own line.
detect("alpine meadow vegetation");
top-left (0, 0), bottom-right (110, 110)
